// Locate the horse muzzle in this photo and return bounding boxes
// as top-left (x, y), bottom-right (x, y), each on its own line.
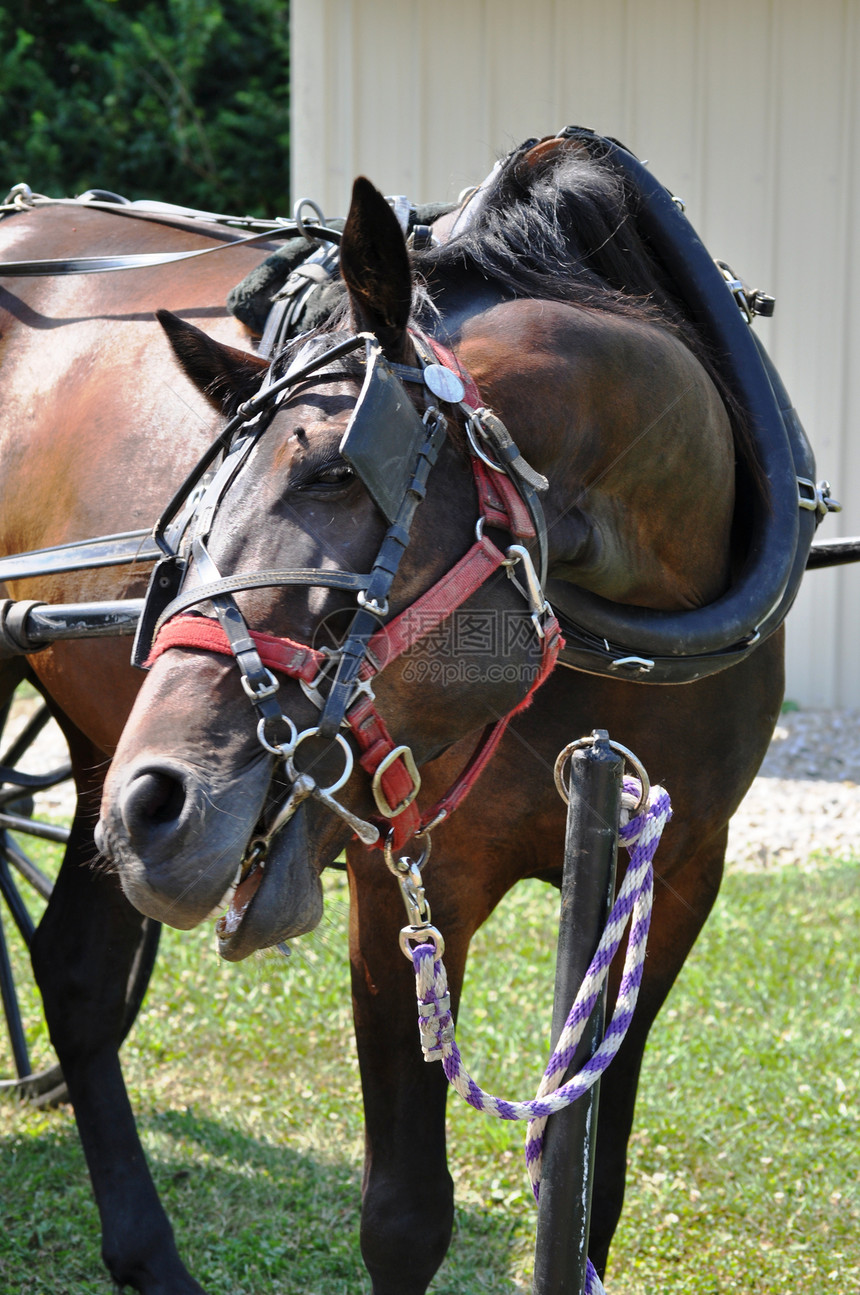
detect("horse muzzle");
top-left (96, 753), bottom-right (269, 928)
top-left (97, 746), bottom-right (338, 958)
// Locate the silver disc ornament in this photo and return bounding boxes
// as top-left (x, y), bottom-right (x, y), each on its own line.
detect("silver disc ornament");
top-left (423, 364), bottom-right (466, 404)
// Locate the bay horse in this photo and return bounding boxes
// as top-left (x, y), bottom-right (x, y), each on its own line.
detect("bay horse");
top-left (0, 197), bottom-right (282, 1291)
top-left (92, 135), bottom-right (789, 1293)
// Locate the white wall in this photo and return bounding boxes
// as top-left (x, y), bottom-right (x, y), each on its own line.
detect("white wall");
top-left (292, 0), bottom-right (860, 706)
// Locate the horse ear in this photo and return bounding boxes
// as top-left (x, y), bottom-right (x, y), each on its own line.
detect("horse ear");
top-left (156, 310), bottom-right (268, 411)
top-left (339, 177), bottom-right (413, 357)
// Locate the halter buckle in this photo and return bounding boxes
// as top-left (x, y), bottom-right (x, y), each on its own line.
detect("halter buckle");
top-left (371, 744), bottom-right (422, 818)
top-left (241, 666), bottom-right (280, 703)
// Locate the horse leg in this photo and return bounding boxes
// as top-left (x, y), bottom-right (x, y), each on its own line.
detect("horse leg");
top-left (29, 735), bottom-right (204, 1295)
top-left (347, 847), bottom-right (479, 1295)
top-left (587, 832), bottom-right (726, 1276)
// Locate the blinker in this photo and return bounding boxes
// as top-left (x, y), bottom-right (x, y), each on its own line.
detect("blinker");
top-left (340, 342), bottom-right (430, 523)
top-left (131, 554), bottom-right (186, 669)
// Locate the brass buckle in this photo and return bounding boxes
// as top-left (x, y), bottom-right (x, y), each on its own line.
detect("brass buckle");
top-left (371, 744), bottom-right (422, 818)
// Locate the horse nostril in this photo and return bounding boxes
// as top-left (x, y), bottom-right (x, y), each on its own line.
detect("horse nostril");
top-left (121, 768), bottom-right (187, 839)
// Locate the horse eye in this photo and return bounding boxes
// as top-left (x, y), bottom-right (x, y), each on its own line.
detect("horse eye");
top-left (303, 459), bottom-right (355, 490)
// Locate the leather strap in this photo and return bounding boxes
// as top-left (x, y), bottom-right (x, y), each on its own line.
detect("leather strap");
top-left (471, 459), bottom-right (537, 540)
top-left (0, 227), bottom-right (292, 276)
top-left (146, 614), bottom-right (326, 685)
top-left (153, 567), bottom-right (372, 636)
top-left (361, 534), bottom-right (509, 673)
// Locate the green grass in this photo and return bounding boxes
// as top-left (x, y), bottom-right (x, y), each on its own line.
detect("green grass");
top-left (1, 838), bottom-right (858, 1293)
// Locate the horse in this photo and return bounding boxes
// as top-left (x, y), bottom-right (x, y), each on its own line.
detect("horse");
top-left (0, 196), bottom-right (283, 1291)
top-left (90, 132), bottom-right (790, 1295)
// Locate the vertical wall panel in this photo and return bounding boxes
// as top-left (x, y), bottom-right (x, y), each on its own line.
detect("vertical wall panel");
top-left (292, 0), bottom-right (860, 705)
top-left (414, 2), bottom-right (492, 201)
top-left (767, 0), bottom-right (855, 704)
top-left (552, 0), bottom-right (630, 146)
top-left (831, 0), bottom-right (860, 706)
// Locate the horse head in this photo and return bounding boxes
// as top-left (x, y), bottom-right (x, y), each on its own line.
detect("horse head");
top-left (97, 177), bottom-right (561, 961)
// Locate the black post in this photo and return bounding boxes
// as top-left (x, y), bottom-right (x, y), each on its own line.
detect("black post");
top-left (533, 730), bottom-right (622, 1294)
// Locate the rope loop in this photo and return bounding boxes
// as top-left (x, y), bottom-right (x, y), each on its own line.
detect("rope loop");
top-left (408, 775), bottom-right (672, 1250)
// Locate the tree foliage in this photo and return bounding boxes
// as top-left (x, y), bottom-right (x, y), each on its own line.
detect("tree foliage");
top-left (0, 0), bottom-right (290, 216)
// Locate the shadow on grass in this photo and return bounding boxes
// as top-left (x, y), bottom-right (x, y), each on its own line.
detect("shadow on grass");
top-left (0, 1106), bottom-right (529, 1295)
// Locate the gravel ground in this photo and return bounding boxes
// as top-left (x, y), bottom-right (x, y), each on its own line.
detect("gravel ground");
top-left (726, 707), bottom-right (860, 871)
top-left (5, 695), bottom-right (859, 873)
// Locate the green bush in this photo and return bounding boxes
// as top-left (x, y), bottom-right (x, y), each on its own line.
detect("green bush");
top-left (0, 0), bottom-right (290, 216)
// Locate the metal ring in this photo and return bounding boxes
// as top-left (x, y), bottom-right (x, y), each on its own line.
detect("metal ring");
top-left (465, 414), bottom-right (506, 474)
top-left (256, 713), bottom-right (299, 758)
top-left (293, 197), bottom-right (328, 244)
top-left (553, 736), bottom-right (650, 816)
top-left (286, 727), bottom-right (353, 796)
top-left (399, 924), bottom-right (445, 961)
top-left (384, 828), bottom-right (432, 876)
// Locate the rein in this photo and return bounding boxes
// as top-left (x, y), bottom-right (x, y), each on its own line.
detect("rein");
top-left (0, 184), bottom-right (341, 276)
top-left (141, 328), bottom-right (561, 860)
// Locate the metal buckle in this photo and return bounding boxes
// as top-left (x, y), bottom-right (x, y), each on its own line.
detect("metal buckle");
top-left (241, 667), bottom-right (280, 702)
top-left (371, 744), bottom-right (422, 818)
top-left (715, 260), bottom-right (753, 324)
top-left (465, 411), bottom-right (506, 474)
top-left (357, 589), bottom-right (389, 618)
top-left (347, 675), bottom-right (376, 707)
top-left (798, 477), bottom-right (843, 519)
top-left (608, 655), bottom-right (655, 676)
top-left (297, 649), bottom-right (338, 712)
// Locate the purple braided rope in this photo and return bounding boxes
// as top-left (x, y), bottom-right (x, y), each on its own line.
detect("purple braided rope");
top-left (584, 1258), bottom-right (605, 1294)
top-left (410, 778), bottom-right (672, 1275)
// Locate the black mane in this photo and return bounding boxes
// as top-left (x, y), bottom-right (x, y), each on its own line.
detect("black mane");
top-left (412, 139), bottom-right (750, 465)
top-left (416, 142), bottom-right (705, 343)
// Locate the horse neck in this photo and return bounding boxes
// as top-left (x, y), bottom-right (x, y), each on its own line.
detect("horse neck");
top-left (452, 296), bottom-right (737, 612)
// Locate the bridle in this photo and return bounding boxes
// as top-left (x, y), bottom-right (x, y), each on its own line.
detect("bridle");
top-left (136, 328), bottom-right (562, 866)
